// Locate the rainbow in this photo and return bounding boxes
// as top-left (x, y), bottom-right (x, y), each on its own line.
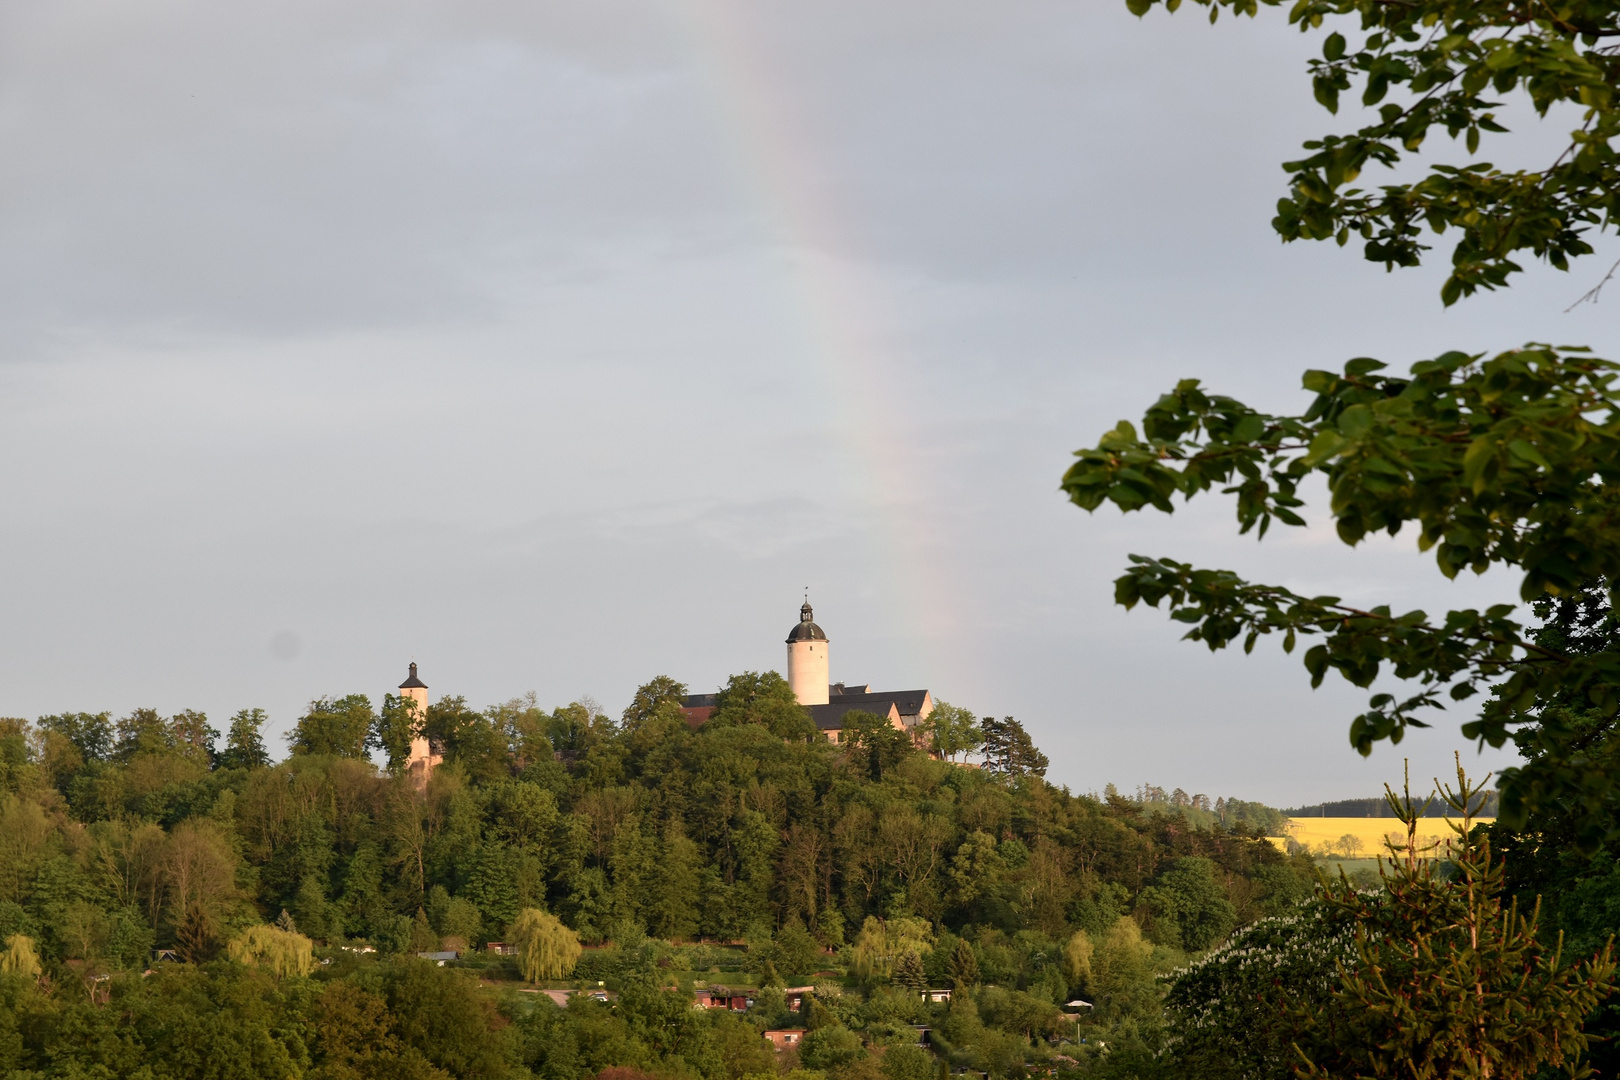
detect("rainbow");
top-left (667, 0), bottom-right (967, 686)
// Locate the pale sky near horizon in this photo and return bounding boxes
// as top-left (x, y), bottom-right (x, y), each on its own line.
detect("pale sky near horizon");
top-left (2, 0), bottom-right (1615, 807)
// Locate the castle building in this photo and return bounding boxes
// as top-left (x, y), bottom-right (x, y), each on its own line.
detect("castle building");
top-left (399, 662), bottom-right (441, 787)
top-left (682, 601), bottom-right (934, 745)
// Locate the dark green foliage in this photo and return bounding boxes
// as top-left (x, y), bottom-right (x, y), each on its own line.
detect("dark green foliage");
top-left (1124, 0), bottom-right (1620, 306)
top-left (882, 1043), bottom-right (935, 1080)
top-left (1073, 0), bottom-right (1620, 840)
top-left (219, 708), bottom-right (272, 770)
top-left (801, 1025), bottom-right (864, 1069)
top-left (979, 718), bottom-right (1048, 779)
top-left (1490, 584), bottom-right (1620, 1076)
top-left (289, 695), bottom-right (378, 759)
top-left (1138, 858), bottom-right (1236, 952)
top-left (376, 693), bottom-right (421, 774)
top-left (947, 937), bottom-right (980, 988)
top-left (38, 711), bottom-right (114, 764)
top-left (841, 711), bottom-right (916, 782)
top-left (0, 674), bottom-right (1310, 1080)
top-left (710, 671), bottom-right (816, 740)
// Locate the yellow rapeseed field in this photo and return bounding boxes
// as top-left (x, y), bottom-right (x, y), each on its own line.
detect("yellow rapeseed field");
top-left (1271, 816), bottom-right (1494, 858)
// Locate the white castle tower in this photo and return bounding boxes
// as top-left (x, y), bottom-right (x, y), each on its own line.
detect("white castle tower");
top-left (786, 600), bottom-right (829, 706)
top-left (399, 662), bottom-right (440, 787)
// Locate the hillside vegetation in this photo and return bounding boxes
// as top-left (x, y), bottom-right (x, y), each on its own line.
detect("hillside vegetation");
top-left (0, 670), bottom-right (1312, 1078)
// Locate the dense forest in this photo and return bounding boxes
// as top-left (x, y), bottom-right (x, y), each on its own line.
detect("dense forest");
top-left (0, 669), bottom-right (1317, 1078)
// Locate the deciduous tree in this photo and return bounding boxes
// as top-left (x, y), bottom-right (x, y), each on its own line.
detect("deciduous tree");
top-left (1067, 0), bottom-right (1620, 836)
top-left (229, 924), bottom-right (315, 977)
top-left (510, 907), bottom-right (582, 982)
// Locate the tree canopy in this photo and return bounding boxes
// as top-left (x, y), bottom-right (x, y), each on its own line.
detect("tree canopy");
top-left (1066, 0), bottom-right (1620, 840)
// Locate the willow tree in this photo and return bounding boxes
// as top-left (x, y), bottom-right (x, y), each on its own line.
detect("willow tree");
top-left (0, 934), bottom-right (41, 979)
top-left (1068, 0), bottom-right (1620, 843)
top-left (510, 908), bottom-right (582, 983)
top-left (227, 924), bottom-right (315, 977)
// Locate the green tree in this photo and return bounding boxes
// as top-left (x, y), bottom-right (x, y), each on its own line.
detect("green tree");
top-left (710, 671), bottom-right (815, 740)
top-left (510, 907), bottom-right (583, 982)
top-left (1494, 586), bottom-right (1620, 1071)
top-left (228, 924), bottom-right (315, 977)
top-left (1068, 0), bottom-right (1620, 838)
top-left (979, 718), bottom-right (1047, 779)
top-left (292, 875), bottom-right (331, 943)
top-left (1141, 857), bottom-right (1237, 952)
top-left (620, 676), bottom-right (688, 733)
top-left (646, 822), bottom-right (701, 941)
top-left (893, 950), bottom-right (929, 993)
top-left (0, 934), bottom-right (40, 978)
top-left (948, 937), bottom-right (981, 988)
top-left (37, 712), bottom-right (113, 764)
top-left (169, 709), bottom-right (218, 767)
top-left (289, 695), bottom-right (377, 759)
top-left (464, 843), bottom-right (521, 933)
top-left (842, 711), bottom-right (914, 782)
top-left (800, 1026), bottom-right (863, 1071)
top-left (882, 1044), bottom-right (935, 1080)
top-left (921, 701), bottom-right (982, 762)
top-left (114, 707), bottom-right (174, 761)
top-left (375, 693), bottom-right (422, 774)
top-left (850, 916), bottom-right (934, 984)
top-left (1300, 763), bottom-right (1616, 1079)
top-left (219, 708), bottom-right (272, 769)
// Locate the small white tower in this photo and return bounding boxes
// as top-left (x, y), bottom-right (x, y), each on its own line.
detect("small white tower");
top-left (399, 662), bottom-right (440, 787)
top-left (786, 600), bottom-right (829, 705)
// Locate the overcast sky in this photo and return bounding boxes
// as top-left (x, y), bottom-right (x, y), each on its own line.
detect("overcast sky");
top-left (2, 0), bottom-right (1615, 807)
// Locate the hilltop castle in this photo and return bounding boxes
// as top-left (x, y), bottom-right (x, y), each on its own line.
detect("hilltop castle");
top-left (681, 601), bottom-right (934, 743)
top-left (394, 601), bottom-right (935, 781)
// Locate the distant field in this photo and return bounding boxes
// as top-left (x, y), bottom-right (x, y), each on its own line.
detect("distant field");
top-left (1269, 816), bottom-right (1494, 858)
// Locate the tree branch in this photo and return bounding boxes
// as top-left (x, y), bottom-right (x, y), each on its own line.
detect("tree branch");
top-left (1565, 255), bottom-right (1620, 312)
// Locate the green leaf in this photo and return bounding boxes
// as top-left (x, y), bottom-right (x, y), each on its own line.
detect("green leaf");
top-left (1507, 438), bottom-right (1550, 470)
top-left (1302, 429), bottom-right (1347, 466)
top-left (1462, 435), bottom-right (1496, 492)
top-left (1337, 403), bottom-right (1373, 438)
top-left (1323, 31), bottom-right (1345, 61)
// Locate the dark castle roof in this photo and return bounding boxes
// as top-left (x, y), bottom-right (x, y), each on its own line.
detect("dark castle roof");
top-left (809, 700), bottom-right (899, 730)
top-left (399, 662), bottom-right (427, 690)
top-left (828, 687), bottom-right (931, 717)
top-left (786, 601), bottom-right (827, 644)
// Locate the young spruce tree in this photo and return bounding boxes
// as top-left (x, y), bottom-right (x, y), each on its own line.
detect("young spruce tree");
top-left (1297, 759), bottom-right (1616, 1080)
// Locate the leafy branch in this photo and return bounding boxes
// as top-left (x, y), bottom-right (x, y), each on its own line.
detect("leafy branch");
top-left (1125, 0), bottom-right (1620, 303)
top-left (1065, 345), bottom-right (1620, 828)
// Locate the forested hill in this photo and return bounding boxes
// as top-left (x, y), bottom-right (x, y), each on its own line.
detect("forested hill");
top-left (0, 669), bottom-right (1314, 1079)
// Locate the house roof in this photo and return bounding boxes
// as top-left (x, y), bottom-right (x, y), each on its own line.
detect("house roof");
top-left (825, 689), bottom-right (932, 716)
top-left (786, 602), bottom-right (827, 644)
top-left (809, 700), bottom-right (900, 730)
top-left (399, 662), bottom-right (427, 690)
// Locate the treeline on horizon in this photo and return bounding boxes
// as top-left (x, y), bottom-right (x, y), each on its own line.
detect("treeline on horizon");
top-left (1280, 790), bottom-right (1500, 819)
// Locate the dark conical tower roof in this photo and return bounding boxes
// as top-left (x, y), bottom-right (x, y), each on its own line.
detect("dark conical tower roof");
top-left (786, 601), bottom-right (827, 644)
top-left (399, 662), bottom-right (427, 689)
